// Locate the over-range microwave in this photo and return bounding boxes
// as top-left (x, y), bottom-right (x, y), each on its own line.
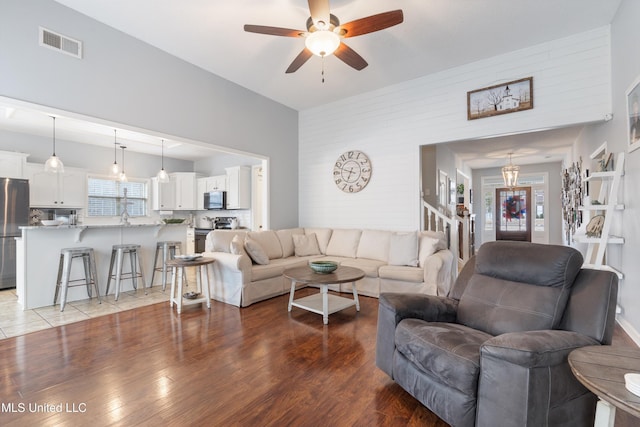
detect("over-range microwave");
top-left (204, 190), bottom-right (226, 210)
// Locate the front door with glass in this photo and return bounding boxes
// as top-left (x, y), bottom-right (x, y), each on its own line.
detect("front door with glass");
top-left (495, 187), bottom-right (531, 242)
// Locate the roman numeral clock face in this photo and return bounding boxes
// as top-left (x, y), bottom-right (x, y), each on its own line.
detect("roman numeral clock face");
top-left (333, 150), bottom-right (372, 193)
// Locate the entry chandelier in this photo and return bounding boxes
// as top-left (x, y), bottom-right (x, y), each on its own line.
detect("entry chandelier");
top-left (44, 116), bottom-right (64, 173)
top-left (502, 152), bottom-right (519, 188)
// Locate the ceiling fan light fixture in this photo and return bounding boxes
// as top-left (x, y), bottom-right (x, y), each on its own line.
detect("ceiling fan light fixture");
top-left (305, 30), bottom-right (340, 57)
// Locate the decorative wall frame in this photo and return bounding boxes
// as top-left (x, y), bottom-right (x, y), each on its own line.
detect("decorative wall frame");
top-left (467, 77), bottom-right (533, 120)
top-left (561, 158), bottom-right (583, 243)
top-left (626, 74), bottom-right (640, 152)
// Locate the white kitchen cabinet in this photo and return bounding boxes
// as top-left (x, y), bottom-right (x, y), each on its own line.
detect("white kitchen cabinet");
top-left (225, 166), bottom-right (251, 210)
top-left (172, 172), bottom-right (201, 210)
top-left (26, 163), bottom-right (87, 208)
top-left (151, 177), bottom-right (175, 210)
top-left (0, 151), bottom-right (29, 178)
top-left (196, 175), bottom-right (227, 210)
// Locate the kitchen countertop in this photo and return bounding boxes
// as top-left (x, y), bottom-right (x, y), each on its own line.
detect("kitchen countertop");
top-left (20, 223), bottom-right (189, 230)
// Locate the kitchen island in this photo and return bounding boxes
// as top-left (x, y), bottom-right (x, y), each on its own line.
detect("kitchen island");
top-left (16, 223), bottom-right (189, 310)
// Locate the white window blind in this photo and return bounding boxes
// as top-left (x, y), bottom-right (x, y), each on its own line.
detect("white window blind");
top-left (87, 177), bottom-right (148, 217)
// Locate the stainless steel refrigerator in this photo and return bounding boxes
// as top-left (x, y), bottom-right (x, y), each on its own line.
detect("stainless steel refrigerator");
top-left (0, 178), bottom-right (29, 289)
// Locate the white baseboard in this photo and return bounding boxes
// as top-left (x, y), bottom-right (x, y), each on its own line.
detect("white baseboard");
top-left (616, 316), bottom-right (640, 346)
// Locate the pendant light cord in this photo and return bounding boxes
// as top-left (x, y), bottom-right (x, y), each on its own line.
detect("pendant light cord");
top-left (51, 116), bottom-right (56, 155)
top-left (161, 139), bottom-right (165, 169)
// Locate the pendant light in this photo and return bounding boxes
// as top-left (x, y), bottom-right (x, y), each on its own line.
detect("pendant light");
top-left (44, 116), bottom-right (64, 173)
top-left (110, 129), bottom-right (120, 176)
top-left (156, 139), bottom-right (170, 183)
top-left (502, 152), bottom-right (519, 188)
top-left (119, 145), bottom-right (128, 182)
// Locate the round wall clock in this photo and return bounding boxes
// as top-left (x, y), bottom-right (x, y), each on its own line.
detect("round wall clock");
top-left (333, 150), bottom-right (372, 193)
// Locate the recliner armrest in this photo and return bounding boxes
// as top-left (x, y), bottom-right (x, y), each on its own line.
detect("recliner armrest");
top-left (481, 330), bottom-right (599, 368)
top-left (376, 293), bottom-right (457, 377)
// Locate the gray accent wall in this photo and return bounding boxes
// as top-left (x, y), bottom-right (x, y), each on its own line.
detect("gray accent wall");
top-left (0, 0), bottom-right (299, 229)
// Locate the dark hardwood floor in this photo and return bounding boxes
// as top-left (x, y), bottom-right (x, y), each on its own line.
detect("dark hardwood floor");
top-left (0, 288), bottom-right (636, 426)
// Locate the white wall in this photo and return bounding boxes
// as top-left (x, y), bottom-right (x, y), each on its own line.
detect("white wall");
top-left (0, 0), bottom-right (299, 230)
top-left (569, 0), bottom-right (640, 343)
top-left (299, 26), bottom-right (612, 231)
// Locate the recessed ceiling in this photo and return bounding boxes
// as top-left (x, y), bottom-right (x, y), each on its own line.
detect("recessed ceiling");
top-left (53, 0), bottom-right (621, 111)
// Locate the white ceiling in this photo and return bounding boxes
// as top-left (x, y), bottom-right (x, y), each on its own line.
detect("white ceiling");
top-left (3, 1), bottom-right (622, 165)
top-left (53, 0), bottom-right (621, 111)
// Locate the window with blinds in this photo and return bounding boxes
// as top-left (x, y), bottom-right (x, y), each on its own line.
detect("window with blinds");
top-left (87, 177), bottom-right (148, 217)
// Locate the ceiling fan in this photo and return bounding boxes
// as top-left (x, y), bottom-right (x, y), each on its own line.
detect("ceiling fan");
top-left (243, 0), bottom-right (403, 74)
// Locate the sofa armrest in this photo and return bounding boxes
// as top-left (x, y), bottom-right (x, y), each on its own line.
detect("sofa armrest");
top-left (422, 249), bottom-right (455, 296)
top-left (476, 330), bottom-right (600, 427)
top-left (481, 330), bottom-right (600, 368)
top-left (202, 251), bottom-right (252, 281)
top-left (376, 293), bottom-right (458, 377)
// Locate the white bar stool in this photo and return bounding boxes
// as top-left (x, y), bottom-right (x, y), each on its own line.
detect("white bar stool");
top-left (150, 241), bottom-right (183, 290)
top-left (105, 244), bottom-right (146, 300)
top-left (54, 247), bottom-right (101, 312)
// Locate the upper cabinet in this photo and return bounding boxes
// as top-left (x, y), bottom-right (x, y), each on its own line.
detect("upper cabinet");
top-left (25, 163), bottom-right (87, 208)
top-left (152, 172), bottom-right (201, 211)
top-left (0, 151), bottom-right (29, 179)
top-left (151, 177), bottom-right (175, 210)
top-left (225, 166), bottom-right (251, 210)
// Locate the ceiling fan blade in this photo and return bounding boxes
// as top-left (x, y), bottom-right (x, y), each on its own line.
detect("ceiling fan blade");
top-left (337, 10), bottom-right (404, 38)
top-left (244, 25), bottom-right (305, 38)
top-left (334, 42), bottom-right (368, 71)
top-left (308, 0), bottom-right (331, 28)
top-left (286, 48), bottom-right (313, 73)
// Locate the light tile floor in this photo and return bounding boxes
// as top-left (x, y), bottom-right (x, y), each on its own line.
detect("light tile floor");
top-left (0, 286), bottom-right (172, 340)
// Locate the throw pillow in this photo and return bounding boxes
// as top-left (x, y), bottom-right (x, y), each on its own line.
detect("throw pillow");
top-left (230, 234), bottom-right (247, 256)
top-left (293, 233), bottom-right (321, 256)
top-left (389, 232), bottom-right (419, 266)
top-left (244, 236), bottom-right (269, 265)
top-left (418, 235), bottom-right (441, 267)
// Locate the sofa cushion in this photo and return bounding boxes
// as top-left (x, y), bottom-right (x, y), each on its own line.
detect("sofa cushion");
top-left (457, 241), bottom-right (584, 336)
top-left (395, 319), bottom-right (492, 396)
top-left (418, 231), bottom-right (447, 267)
top-left (251, 257), bottom-right (309, 281)
top-left (389, 232), bottom-right (419, 267)
top-left (276, 228), bottom-right (305, 258)
top-left (378, 265), bottom-right (423, 282)
top-left (340, 258), bottom-right (385, 278)
top-left (293, 233), bottom-right (321, 256)
top-left (304, 228), bottom-right (333, 254)
top-left (207, 230), bottom-right (248, 253)
top-left (357, 229), bottom-right (391, 262)
top-left (244, 236), bottom-right (269, 265)
top-left (247, 230), bottom-right (283, 260)
top-left (326, 229), bottom-right (362, 258)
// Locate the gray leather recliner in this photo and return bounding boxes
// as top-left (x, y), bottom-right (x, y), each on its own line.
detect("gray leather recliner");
top-left (376, 241), bottom-right (618, 427)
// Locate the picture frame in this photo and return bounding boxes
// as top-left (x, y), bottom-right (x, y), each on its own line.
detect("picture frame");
top-left (467, 77), bottom-right (533, 120)
top-left (626, 74), bottom-right (640, 153)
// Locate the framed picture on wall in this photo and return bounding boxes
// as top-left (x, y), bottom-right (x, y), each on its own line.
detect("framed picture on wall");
top-left (467, 77), bottom-right (533, 120)
top-left (626, 75), bottom-right (640, 153)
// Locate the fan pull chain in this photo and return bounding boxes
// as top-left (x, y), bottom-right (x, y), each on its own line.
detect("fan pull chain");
top-left (322, 55), bottom-right (325, 83)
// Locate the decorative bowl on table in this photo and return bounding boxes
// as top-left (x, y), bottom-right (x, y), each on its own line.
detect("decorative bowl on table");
top-left (175, 254), bottom-right (203, 262)
top-left (41, 220), bottom-right (63, 226)
top-left (163, 218), bottom-right (185, 224)
top-left (183, 291), bottom-right (201, 300)
top-left (309, 261), bottom-right (338, 274)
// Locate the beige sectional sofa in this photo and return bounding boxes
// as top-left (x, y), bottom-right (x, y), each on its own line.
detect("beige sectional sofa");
top-left (203, 227), bottom-right (455, 307)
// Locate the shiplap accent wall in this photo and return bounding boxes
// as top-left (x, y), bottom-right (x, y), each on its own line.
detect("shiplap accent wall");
top-left (299, 26), bottom-right (612, 231)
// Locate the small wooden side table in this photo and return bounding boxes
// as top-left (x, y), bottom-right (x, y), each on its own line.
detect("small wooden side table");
top-left (568, 345), bottom-right (640, 427)
top-left (167, 257), bottom-right (214, 314)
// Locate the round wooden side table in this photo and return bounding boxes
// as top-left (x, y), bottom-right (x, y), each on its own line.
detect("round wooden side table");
top-left (166, 257), bottom-right (214, 314)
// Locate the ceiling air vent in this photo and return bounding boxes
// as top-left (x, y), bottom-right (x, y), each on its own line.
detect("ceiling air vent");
top-left (39, 27), bottom-right (82, 59)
